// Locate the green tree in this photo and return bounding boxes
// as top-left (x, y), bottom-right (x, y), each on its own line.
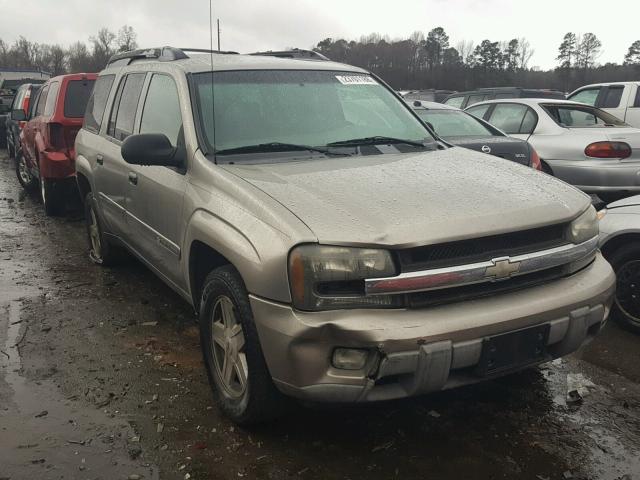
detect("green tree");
top-left (424, 27), bottom-right (449, 69)
top-left (556, 32), bottom-right (577, 68)
top-left (624, 40), bottom-right (640, 65)
top-left (473, 40), bottom-right (503, 69)
top-left (503, 39), bottom-right (520, 71)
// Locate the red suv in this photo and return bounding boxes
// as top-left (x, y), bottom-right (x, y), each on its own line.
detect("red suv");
top-left (17, 73), bottom-right (96, 215)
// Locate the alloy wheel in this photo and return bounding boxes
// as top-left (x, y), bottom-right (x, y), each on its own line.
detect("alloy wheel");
top-left (210, 296), bottom-right (248, 399)
top-left (615, 260), bottom-right (640, 325)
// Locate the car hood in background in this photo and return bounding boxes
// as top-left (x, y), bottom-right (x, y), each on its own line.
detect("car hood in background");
top-left (221, 148), bottom-right (589, 247)
top-left (607, 195), bottom-right (640, 210)
top-left (442, 135), bottom-right (530, 166)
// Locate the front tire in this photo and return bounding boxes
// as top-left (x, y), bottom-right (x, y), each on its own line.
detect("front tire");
top-left (608, 243), bottom-right (640, 334)
top-left (200, 265), bottom-right (284, 425)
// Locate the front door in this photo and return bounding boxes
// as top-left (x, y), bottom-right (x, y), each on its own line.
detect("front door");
top-left (125, 73), bottom-right (187, 287)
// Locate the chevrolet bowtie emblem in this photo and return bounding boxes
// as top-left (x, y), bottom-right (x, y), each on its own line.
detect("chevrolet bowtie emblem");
top-left (485, 258), bottom-right (520, 279)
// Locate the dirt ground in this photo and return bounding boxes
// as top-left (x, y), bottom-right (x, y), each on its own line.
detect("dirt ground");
top-left (1, 150), bottom-right (639, 480)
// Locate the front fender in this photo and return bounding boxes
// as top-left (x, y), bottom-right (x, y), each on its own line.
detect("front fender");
top-left (183, 208), bottom-right (294, 305)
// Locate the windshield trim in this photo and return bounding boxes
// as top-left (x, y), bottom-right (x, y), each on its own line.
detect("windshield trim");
top-left (190, 68), bottom-right (435, 163)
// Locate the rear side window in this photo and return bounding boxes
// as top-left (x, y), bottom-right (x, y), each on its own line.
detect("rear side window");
top-left (84, 75), bottom-right (115, 133)
top-left (487, 103), bottom-right (529, 134)
top-left (108, 73), bottom-right (146, 141)
top-left (35, 85), bottom-right (49, 116)
top-left (467, 94), bottom-right (487, 107)
top-left (520, 109), bottom-right (537, 134)
top-left (140, 74), bottom-right (183, 146)
top-left (601, 87), bottom-right (624, 108)
top-left (635, 87), bottom-right (640, 108)
top-left (444, 96), bottom-right (464, 108)
top-left (466, 104), bottom-right (490, 119)
top-left (569, 88), bottom-right (600, 106)
top-left (64, 79), bottom-right (96, 118)
top-left (43, 81), bottom-right (60, 116)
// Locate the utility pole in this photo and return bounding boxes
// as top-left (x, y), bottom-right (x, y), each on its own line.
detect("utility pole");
top-left (217, 19), bottom-right (221, 51)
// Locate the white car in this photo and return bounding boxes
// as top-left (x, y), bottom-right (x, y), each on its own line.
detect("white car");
top-left (466, 98), bottom-right (640, 196)
top-left (568, 82), bottom-right (640, 129)
top-left (598, 195), bottom-right (640, 333)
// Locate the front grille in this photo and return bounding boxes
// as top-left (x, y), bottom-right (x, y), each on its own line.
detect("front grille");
top-left (405, 265), bottom-right (566, 309)
top-left (397, 223), bottom-right (568, 272)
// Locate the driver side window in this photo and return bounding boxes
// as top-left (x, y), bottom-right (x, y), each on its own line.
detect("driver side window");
top-left (139, 74), bottom-right (183, 146)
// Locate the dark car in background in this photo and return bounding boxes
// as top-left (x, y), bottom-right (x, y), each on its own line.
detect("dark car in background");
top-left (5, 83), bottom-right (42, 158)
top-left (16, 73), bottom-right (96, 215)
top-left (0, 68), bottom-right (50, 148)
top-left (409, 100), bottom-right (542, 169)
top-left (401, 89), bottom-right (456, 104)
top-left (443, 87), bottom-right (566, 109)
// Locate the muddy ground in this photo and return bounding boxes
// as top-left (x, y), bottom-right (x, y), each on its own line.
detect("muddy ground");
top-left (1, 150), bottom-right (639, 480)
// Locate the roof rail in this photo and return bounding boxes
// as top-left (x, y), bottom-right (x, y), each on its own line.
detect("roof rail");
top-left (107, 46), bottom-right (238, 66)
top-left (178, 48), bottom-right (239, 55)
top-left (249, 49), bottom-right (330, 61)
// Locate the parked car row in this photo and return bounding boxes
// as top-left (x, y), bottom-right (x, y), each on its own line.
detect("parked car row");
top-left (3, 47), bottom-right (638, 426)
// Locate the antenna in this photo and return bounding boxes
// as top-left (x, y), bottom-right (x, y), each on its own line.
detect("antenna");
top-left (208, 0), bottom-right (216, 155)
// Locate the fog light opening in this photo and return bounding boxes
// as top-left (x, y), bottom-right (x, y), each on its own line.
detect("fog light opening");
top-left (332, 348), bottom-right (369, 370)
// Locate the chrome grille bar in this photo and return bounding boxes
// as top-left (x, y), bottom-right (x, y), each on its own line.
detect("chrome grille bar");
top-left (365, 236), bottom-right (599, 296)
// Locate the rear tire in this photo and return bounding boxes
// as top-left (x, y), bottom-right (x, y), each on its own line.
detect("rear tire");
top-left (84, 192), bottom-right (124, 266)
top-left (200, 265), bottom-right (284, 425)
top-left (607, 243), bottom-right (640, 334)
top-left (40, 178), bottom-right (65, 216)
top-left (15, 150), bottom-right (37, 191)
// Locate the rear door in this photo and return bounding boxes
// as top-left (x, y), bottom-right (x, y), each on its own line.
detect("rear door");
top-left (482, 103), bottom-right (538, 141)
top-left (624, 85), bottom-right (640, 128)
top-left (22, 83), bottom-right (48, 170)
top-left (125, 73), bottom-right (187, 285)
top-left (96, 72), bottom-right (146, 237)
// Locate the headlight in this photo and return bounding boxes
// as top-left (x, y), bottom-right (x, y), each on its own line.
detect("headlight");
top-left (289, 244), bottom-right (401, 311)
top-left (568, 206), bottom-right (599, 244)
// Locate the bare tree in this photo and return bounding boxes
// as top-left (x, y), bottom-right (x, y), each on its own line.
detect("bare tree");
top-left (517, 38), bottom-right (534, 69)
top-left (117, 25), bottom-right (138, 53)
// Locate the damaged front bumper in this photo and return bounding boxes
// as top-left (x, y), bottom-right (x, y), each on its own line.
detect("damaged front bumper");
top-left (251, 253), bottom-right (615, 403)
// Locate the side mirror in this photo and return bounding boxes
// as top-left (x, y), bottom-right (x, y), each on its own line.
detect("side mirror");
top-left (11, 109), bottom-right (26, 121)
top-left (121, 134), bottom-right (180, 166)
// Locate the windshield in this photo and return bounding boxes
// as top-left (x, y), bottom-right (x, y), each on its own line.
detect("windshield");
top-left (193, 70), bottom-right (434, 157)
top-left (543, 104), bottom-right (627, 128)
top-left (415, 109), bottom-right (495, 137)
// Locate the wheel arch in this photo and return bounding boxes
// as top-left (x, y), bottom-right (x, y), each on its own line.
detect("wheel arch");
top-left (188, 240), bottom-right (233, 312)
top-left (601, 232), bottom-right (640, 261)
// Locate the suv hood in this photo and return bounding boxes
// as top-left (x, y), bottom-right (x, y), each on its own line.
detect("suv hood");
top-left (221, 148), bottom-right (589, 247)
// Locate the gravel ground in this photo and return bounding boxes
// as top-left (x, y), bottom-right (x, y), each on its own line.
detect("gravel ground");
top-left (1, 151), bottom-right (639, 480)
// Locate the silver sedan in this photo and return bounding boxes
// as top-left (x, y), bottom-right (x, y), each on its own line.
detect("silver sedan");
top-left (466, 99), bottom-right (640, 195)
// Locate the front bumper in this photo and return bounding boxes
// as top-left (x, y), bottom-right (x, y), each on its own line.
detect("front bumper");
top-left (547, 159), bottom-right (640, 193)
top-left (251, 253), bottom-right (615, 402)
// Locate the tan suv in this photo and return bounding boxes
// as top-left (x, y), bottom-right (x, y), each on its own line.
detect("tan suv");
top-left (75, 47), bottom-right (615, 424)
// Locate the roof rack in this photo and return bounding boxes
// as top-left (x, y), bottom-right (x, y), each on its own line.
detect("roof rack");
top-left (249, 49), bottom-right (330, 61)
top-left (107, 46), bottom-right (238, 66)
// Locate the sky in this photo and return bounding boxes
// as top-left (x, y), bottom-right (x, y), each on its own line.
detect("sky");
top-left (0, 0), bottom-right (639, 70)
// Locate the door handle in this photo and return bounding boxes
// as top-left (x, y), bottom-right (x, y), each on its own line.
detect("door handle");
top-left (128, 172), bottom-right (138, 185)
top-left (96, 154), bottom-right (104, 165)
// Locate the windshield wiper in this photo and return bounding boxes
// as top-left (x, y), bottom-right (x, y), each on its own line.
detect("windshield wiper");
top-left (215, 142), bottom-right (349, 156)
top-left (326, 136), bottom-right (426, 148)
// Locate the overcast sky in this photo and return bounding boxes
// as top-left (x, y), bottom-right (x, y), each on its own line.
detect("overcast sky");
top-left (1, 0), bottom-right (638, 69)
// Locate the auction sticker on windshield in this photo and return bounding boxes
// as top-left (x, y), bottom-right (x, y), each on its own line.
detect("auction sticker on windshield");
top-left (335, 75), bottom-right (378, 85)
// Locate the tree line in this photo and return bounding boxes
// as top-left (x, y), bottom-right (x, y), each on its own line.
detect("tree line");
top-left (1, 25), bottom-right (639, 93)
top-left (0, 26), bottom-right (137, 76)
top-left (314, 29), bottom-right (640, 92)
